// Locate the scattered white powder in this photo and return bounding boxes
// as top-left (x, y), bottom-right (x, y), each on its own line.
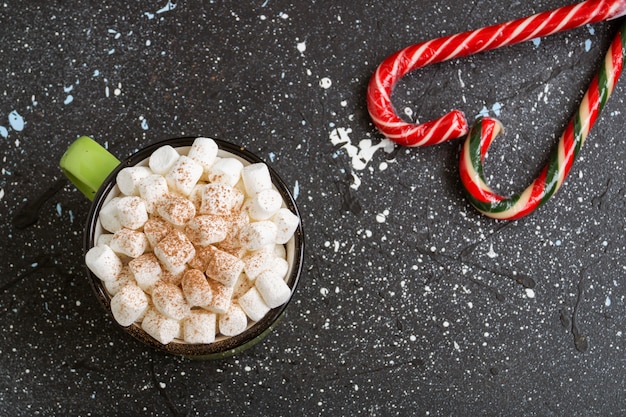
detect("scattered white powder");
top-left (329, 127), bottom-right (395, 189)
top-left (319, 77), bottom-right (332, 89)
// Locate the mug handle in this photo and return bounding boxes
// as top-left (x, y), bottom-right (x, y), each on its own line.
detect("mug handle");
top-left (60, 136), bottom-right (121, 201)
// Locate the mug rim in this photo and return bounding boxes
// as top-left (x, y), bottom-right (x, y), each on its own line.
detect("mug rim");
top-left (83, 137), bottom-right (305, 358)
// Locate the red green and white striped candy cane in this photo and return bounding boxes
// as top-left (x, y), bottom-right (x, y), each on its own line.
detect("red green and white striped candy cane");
top-left (367, 0), bottom-right (626, 147)
top-left (459, 22), bottom-right (626, 219)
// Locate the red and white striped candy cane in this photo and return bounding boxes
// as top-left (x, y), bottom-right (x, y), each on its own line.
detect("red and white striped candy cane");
top-left (460, 23), bottom-right (626, 219)
top-left (367, 0), bottom-right (626, 147)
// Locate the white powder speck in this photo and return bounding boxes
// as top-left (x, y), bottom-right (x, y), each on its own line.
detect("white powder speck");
top-left (159, 382), bottom-right (166, 389)
top-left (0, 189), bottom-right (4, 201)
top-left (379, 162), bottom-right (388, 171)
top-left (319, 77), bottom-right (332, 89)
top-left (320, 288), bottom-right (329, 297)
top-left (606, 296), bottom-right (611, 307)
top-left (156, 0), bottom-right (177, 14)
top-left (486, 243), bottom-right (497, 258)
top-left (296, 41), bottom-right (306, 53)
top-left (525, 288), bottom-right (536, 298)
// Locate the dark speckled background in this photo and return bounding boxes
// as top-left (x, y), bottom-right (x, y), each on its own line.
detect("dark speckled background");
top-left (2, 1), bottom-right (626, 416)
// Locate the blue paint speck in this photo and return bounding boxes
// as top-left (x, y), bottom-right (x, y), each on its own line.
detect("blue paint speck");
top-left (531, 38), bottom-right (541, 48)
top-left (492, 102), bottom-right (502, 116)
top-left (585, 39), bottom-right (592, 52)
top-left (141, 118), bottom-right (149, 130)
top-left (293, 180), bottom-right (300, 200)
top-left (8, 110), bottom-right (24, 131)
top-left (64, 95), bottom-right (74, 105)
top-left (0, 126), bottom-right (7, 138)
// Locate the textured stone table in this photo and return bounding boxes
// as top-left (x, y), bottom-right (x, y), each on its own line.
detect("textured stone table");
top-left (2, 1), bottom-right (626, 415)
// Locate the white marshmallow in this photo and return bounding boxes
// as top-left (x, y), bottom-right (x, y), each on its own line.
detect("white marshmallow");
top-left (241, 163), bottom-right (272, 195)
top-left (153, 230), bottom-right (196, 274)
top-left (97, 233), bottom-right (114, 247)
top-left (128, 253), bottom-right (162, 293)
top-left (200, 183), bottom-right (244, 215)
top-left (188, 137), bottom-right (218, 175)
top-left (99, 197), bottom-right (122, 233)
top-left (255, 271), bottom-right (291, 308)
top-left (117, 196), bottom-right (149, 230)
top-left (138, 174), bottom-right (169, 214)
top-left (165, 155), bottom-right (203, 196)
top-left (181, 269), bottom-right (213, 306)
top-left (242, 250), bottom-right (274, 281)
top-left (143, 217), bottom-right (172, 248)
top-left (238, 287), bottom-right (271, 322)
top-left (268, 243), bottom-right (287, 259)
top-left (202, 279), bottom-right (234, 314)
top-left (184, 215), bottom-right (229, 246)
top-left (188, 245), bottom-right (214, 272)
top-left (183, 310), bottom-right (217, 344)
top-left (205, 247), bottom-right (245, 287)
top-left (247, 189), bottom-right (282, 221)
top-left (188, 183), bottom-right (206, 211)
top-left (116, 166), bottom-right (153, 196)
top-left (232, 273), bottom-right (254, 300)
top-left (149, 145), bottom-right (180, 175)
top-left (141, 307), bottom-right (181, 344)
top-left (157, 194), bottom-right (196, 226)
top-left (218, 304), bottom-right (248, 336)
top-left (104, 265), bottom-right (134, 295)
top-left (110, 228), bottom-right (149, 258)
top-left (239, 221), bottom-right (277, 251)
top-left (85, 244), bottom-right (123, 282)
top-left (152, 281), bottom-right (190, 321)
top-left (208, 157), bottom-right (244, 187)
top-left (272, 208), bottom-right (300, 244)
top-left (244, 250), bottom-right (289, 281)
top-left (110, 283), bottom-right (149, 326)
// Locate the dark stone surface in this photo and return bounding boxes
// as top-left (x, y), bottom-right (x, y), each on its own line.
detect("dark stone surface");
top-left (2, 1), bottom-right (626, 415)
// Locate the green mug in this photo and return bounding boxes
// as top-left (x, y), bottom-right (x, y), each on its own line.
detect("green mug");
top-left (60, 136), bottom-right (304, 358)
top-left (60, 136), bottom-right (121, 201)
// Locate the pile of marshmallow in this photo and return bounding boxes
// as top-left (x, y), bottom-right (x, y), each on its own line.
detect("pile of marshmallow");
top-left (85, 137), bottom-right (300, 345)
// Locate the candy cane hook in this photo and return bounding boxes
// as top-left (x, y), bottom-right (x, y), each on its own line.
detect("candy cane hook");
top-left (367, 0), bottom-right (626, 147)
top-left (459, 24), bottom-right (626, 219)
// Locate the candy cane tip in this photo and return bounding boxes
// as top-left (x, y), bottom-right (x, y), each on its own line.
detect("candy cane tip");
top-left (609, 1), bottom-right (626, 19)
